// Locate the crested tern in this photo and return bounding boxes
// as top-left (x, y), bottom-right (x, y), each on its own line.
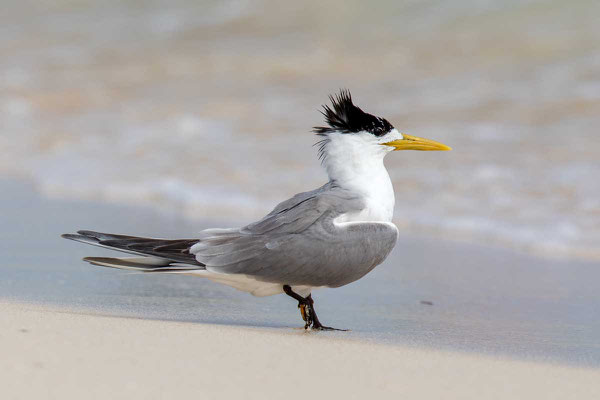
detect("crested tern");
top-left (62, 90), bottom-right (451, 330)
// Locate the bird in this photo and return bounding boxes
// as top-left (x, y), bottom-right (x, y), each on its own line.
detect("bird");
top-left (62, 90), bottom-right (451, 330)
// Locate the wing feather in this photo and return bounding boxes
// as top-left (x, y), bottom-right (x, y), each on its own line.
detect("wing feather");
top-left (190, 184), bottom-right (388, 287)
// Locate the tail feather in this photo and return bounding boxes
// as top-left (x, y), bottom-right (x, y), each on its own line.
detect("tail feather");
top-left (83, 256), bottom-right (204, 272)
top-left (64, 231), bottom-right (286, 297)
top-left (62, 230), bottom-right (202, 266)
top-left (62, 233), bottom-right (145, 257)
top-left (77, 230), bottom-right (146, 241)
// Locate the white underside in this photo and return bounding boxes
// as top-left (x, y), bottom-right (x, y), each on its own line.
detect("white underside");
top-left (167, 269), bottom-right (315, 297)
top-left (85, 256), bottom-right (312, 297)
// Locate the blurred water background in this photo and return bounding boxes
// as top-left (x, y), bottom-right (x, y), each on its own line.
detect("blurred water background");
top-left (1, 0), bottom-right (599, 260)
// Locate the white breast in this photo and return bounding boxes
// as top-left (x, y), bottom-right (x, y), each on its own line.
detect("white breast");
top-left (321, 131), bottom-right (396, 223)
top-left (334, 173), bottom-right (395, 223)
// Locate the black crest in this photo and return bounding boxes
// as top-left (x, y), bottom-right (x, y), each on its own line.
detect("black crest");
top-left (313, 90), bottom-right (393, 137)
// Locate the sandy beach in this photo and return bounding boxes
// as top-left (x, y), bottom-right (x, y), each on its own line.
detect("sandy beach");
top-left (2, 301), bottom-right (600, 400)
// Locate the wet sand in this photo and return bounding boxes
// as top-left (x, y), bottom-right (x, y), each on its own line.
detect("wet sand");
top-left (1, 179), bottom-right (599, 368)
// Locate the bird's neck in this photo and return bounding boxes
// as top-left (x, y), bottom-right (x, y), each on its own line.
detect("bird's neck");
top-left (322, 135), bottom-right (395, 222)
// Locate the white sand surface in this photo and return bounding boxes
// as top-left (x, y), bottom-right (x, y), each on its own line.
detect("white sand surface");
top-left (1, 301), bottom-right (599, 400)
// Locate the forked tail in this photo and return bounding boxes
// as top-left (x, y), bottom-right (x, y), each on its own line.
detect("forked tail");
top-left (61, 230), bottom-right (204, 272)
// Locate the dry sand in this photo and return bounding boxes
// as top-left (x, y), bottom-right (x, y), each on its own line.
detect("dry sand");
top-left (2, 301), bottom-right (599, 400)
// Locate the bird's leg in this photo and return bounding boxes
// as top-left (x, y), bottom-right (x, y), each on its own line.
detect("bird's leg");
top-left (305, 294), bottom-right (346, 331)
top-left (282, 285), bottom-right (346, 331)
top-left (283, 285), bottom-right (313, 329)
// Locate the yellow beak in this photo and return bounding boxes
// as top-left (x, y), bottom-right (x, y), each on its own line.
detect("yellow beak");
top-left (382, 134), bottom-right (452, 151)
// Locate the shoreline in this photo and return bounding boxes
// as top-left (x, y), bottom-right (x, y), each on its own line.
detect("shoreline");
top-left (2, 300), bottom-right (599, 400)
top-left (2, 178), bottom-right (600, 367)
top-left (7, 173), bottom-right (600, 263)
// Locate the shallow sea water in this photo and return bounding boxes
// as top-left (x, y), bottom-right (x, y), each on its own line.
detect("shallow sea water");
top-left (1, 0), bottom-right (599, 260)
top-left (2, 180), bottom-right (599, 367)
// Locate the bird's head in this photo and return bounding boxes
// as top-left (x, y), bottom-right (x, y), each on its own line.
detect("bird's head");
top-left (313, 90), bottom-right (451, 165)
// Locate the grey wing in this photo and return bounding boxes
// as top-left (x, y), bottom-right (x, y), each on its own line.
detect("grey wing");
top-left (242, 182), bottom-right (334, 234)
top-left (273, 219), bottom-right (398, 287)
top-left (191, 185), bottom-right (398, 287)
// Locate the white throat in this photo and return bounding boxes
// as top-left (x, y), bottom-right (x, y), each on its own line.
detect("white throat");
top-left (320, 131), bottom-right (397, 222)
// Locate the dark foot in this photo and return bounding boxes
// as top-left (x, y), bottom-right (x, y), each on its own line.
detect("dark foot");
top-left (282, 286), bottom-right (347, 331)
top-left (307, 295), bottom-right (347, 331)
top-left (309, 319), bottom-right (347, 331)
top-left (310, 324), bottom-right (347, 331)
